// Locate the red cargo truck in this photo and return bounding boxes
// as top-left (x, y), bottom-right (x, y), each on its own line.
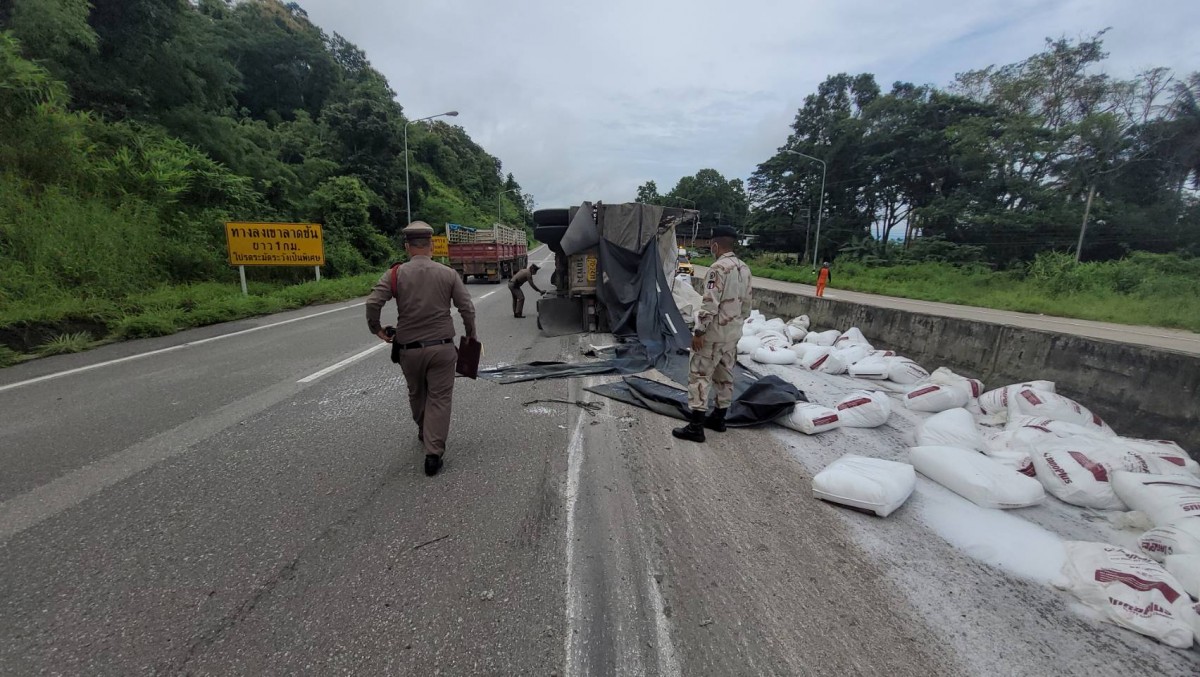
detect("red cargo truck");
top-left (448, 224), bottom-right (528, 283)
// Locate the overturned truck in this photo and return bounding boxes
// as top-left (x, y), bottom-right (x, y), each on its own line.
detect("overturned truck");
top-left (533, 202), bottom-right (699, 344)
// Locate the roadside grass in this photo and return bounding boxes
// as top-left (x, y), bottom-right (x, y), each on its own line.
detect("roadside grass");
top-left (0, 274), bottom-right (379, 365)
top-left (694, 253), bottom-right (1200, 333)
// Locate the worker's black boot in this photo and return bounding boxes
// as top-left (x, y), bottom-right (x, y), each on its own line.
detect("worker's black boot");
top-left (672, 409), bottom-right (706, 443)
top-left (704, 407), bottom-right (728, 433)
top-left (424, 454), bottom-right (443, 476)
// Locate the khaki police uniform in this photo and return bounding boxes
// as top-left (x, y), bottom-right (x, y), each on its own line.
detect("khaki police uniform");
top-left (508, 267), bottom-right (543, 318)
top-left (688, 251), bottom-right (752, 410)
top-left (366, 222), bottom-right (477, 457)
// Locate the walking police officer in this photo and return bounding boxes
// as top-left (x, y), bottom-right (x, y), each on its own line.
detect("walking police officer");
top-left (366, 222), bottom-right (477, 476)
top-left (673, 225), bottom-right (752, 443)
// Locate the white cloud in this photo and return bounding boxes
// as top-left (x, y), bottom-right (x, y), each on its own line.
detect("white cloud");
top-left (295, 0), bottom-right (1200, 209)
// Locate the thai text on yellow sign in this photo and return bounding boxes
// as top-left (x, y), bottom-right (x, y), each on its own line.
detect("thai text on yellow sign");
top-left (432, 235), bottom-right (449, 258)
top-left (225, 222), bottom-right (324, 266)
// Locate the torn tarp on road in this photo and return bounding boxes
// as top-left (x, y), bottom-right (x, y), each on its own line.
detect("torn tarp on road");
top-left (586, 375), bottom-right (804, 427)
top-left (478, 345), bottom-right (806, 427)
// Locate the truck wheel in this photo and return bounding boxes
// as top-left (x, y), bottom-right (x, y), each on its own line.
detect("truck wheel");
top-left (534, 208), bottom-right (570, 227)
top-left (462, 274), bottom-right (469, 284)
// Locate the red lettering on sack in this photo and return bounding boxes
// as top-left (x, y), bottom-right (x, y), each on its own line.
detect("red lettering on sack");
top-left (1140, 541), bottom-right (1170, 554)
top-left (1182, 503), bottom-right (1200, 513)
top-left (1020, 390), bottom-right (1043, 406)
top-left (1044, 455), bottom-right (1072, 484)
top-left (1068, 451), bottom-right (1109, 483)
top-left (1095, 569), bottom-right (1181, 603)
top-left (1092, 413), bottom-right (1105, 427)
top-left (837, 398), bottom-right (872, 410)
top-left (908, 385), bottom-right (940, 399)
top-left (813, 415), bottom-right (839, 426)
top-left (1020, 462), bottom-right (1037, 477)
top-left (1160, 456), bottom-right (1187, 467)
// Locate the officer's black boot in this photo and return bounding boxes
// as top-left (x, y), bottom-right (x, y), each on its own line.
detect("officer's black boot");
top-left (704, 407), bottom-right (728, 433)
top-left (424, 454), bottom-right (443, 476)
top-left (671, 409), bottom-right (706, 443)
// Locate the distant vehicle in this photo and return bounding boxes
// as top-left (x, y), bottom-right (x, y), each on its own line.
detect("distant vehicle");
top-left (448, 223), bottom-right (528, 283)
top-left (676, 247), bottom-right (694, 277)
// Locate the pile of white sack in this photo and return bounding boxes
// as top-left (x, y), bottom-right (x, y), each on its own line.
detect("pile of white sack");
top-left (745, 311), bottom-right (1200, 648)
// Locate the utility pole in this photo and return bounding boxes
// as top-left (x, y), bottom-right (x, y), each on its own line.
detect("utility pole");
top-left (1075, 183), bottom-right (1097, 262)
top-left (404, 110), bottom-right (459, 224)
top-left (784, 150), bottom-right (826, 269)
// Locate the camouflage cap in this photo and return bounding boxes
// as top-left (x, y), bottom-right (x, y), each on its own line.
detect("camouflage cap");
top-left (402, 221), bottom-right (435, 240)
top-left (712, 225), bottom-right (738, 239)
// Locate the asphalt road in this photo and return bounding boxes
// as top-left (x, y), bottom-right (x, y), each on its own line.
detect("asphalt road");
top-left (694, 265), bottom-right (1200, 355)
top-left (1, 248), bottom-right (1196, 675)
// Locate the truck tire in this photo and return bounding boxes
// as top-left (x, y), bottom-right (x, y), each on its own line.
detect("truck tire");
top-left (534, 225), bottom-right (569, 251)
top-left (534, 208), bottom-right (570, 227)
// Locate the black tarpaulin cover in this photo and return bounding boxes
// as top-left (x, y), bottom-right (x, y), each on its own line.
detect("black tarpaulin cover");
top-left (478, 346), bottom-right (805, 426)
top-left (585, 375), bottom-right (804, 427)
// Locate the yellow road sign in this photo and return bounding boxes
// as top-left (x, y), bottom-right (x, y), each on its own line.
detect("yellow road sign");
top-left (432, 235), bottom-right (449, 258)
top-left (225, 222), bottom-right (324, 266)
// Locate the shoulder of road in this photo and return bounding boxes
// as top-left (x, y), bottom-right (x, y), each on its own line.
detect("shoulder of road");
top-left (693, 264), bottom-right (1200, 356)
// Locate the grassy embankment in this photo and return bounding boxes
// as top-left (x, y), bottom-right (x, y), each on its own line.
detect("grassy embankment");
top-left (693, 252), bottom-right (1200, 333)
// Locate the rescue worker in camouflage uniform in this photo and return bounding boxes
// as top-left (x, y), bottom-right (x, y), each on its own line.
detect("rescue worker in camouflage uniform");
top-left (673, 225), bottom-right (753, 443)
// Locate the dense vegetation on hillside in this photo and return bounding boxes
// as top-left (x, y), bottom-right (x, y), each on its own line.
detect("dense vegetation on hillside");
top-left (643, 35), bottom-right (1200, 268)
top-left (0, 0), bottom-right (532, 360)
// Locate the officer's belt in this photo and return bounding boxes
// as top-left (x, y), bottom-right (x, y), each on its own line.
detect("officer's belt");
top-left (395, 338), bottom-right (454, 350)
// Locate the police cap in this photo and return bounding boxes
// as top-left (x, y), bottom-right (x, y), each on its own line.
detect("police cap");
top-left (712, 225), bottom-right (738, 240)
top-left (402, 221), bottom-right (435, 240)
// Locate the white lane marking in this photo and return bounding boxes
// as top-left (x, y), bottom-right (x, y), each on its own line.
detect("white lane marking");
top-left (646, 564), bottom-right (682, 677)
top-left (563, 402), bottom-right (588, 677)
top-left (0, 302), bottom-right (366, 394)
top-left (297, 343), bottom-right (387, 383)
top-left (481, 290), bottom-right (498, 299)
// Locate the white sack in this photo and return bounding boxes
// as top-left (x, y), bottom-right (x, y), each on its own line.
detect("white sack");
top-left (798, 346), bottom-right (833, 371)
top-left (1165, 555), bottom-right (1200, 600)
top-left (834, 327), bottom-right (872, 349)
top-left (1006, 415), bottom-right (1112, 440)
top-left (753, 345), bottom-right (798, 365)
top-left (787, 314), bottom-right (811, 331)
top-left (785, 325), bottom-right (808, 343)
top-left (757, 330), bottom-right (790, 349)
top-left (869, 350), bottom-right (897, 358)
top-left (848, 356), bottom-right (892, 380)
top-left (978, 381), bottom-right (1057, 415)
top-left (778, 403), bottom-right (841, 435)
top-left (670, 276), bottom-right (703, 325)
top-left (928, 367), bottom-right (985, 399)
top-left (1057, 542), bottom-right (1194, 649)
top-left (813, 350), bottom-right (848, 375)
top-left (909, 445), bottom-right (1046, 509)
top-left (1031, 446), bottom-right (1128, 511)
top-left (835, 344), bottom-right (873, 367)
top-left (789, 343), bottom-right (815, 361)
top-left (904, 384), bottom-right (970, 413)
top-left (1119, 439), bottom-right (1200, 478)
top-left (1111, 472), bottom-right (1200, 528)
top-left (1006, 388), bottom-right (1114, 435)
top-left (835, 391), bottom-right (892, 428)
top-left (1139, 523), bottom-right (1200, 562)
top-left (916, 408), bottom-right (986, 452)
top-left (888, 358), bottom-right (930, 385)
top-left (737, 336), bottom-right (762, 355)
top-left (764, 318), bottom-right (787, 333)
top-left (804, 329), bottom-right (840, 346)
top-left (812, 455), bottom-right (914, 517)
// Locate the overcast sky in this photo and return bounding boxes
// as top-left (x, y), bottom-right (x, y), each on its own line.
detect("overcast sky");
top-left (296, 0), bottom-right (1199, 209)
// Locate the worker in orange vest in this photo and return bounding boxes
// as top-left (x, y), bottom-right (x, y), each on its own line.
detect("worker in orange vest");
top-left (816, 261), bottom-right (831, 297)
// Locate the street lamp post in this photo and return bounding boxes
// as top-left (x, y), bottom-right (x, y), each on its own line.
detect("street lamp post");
top-left (404, 110), bottom-right (459, 225)
top-left (498, 188), bottom-right (520, 224)
top-left (784, 149), bottom-right (826, 269)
